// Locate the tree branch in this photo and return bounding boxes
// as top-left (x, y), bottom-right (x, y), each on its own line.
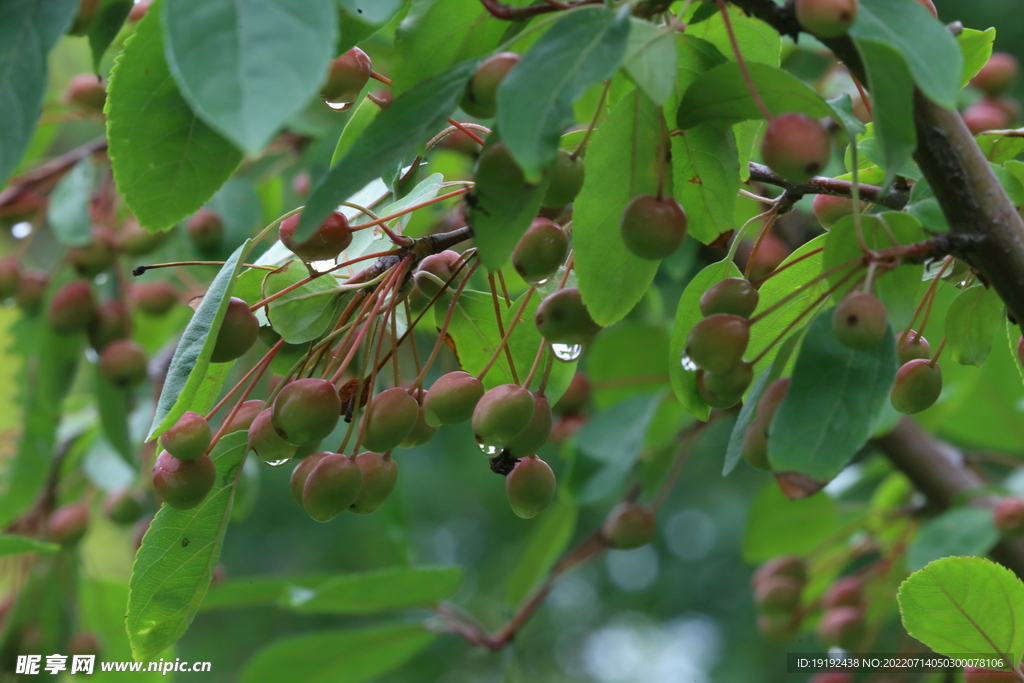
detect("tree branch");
top-left (478, 0), bottom-right (600, 20)
top-left (875, 418), bottom-right (1024, 579)
top-left (748, 162), bottom-right (910, 210)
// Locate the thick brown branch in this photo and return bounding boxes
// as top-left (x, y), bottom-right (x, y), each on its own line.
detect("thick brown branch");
top-left (875, 418), bottom-right (1024, 579)
top-left (478, 0), bottom-right (600, 20)
top-left (748, 162), bottom-right (910, 211)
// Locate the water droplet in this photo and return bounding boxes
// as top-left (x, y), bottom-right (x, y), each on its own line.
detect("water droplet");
top-left (11, 222), bottom-right (31, 239)
top-left (680, 355), bottom-right (698, 372)
top-left (84, 347), bottom-right (99, 364)
top-left (322, 98), bottom-right (355, 112)
top-left (264, 458), bottom-right (291, 468)
top-left (93, 272), bottom-right (109, 286)
top-left (477, 442), bottom-right (500, 456)
top-left (552, 343), bottom-right (582, 361)
top-left (525, 276), bottom-right (550, 286)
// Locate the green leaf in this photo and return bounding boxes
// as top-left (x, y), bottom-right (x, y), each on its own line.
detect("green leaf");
top-left (285, 565), bottom-right (462, 613)
top-left (677, 62), bottom-right (835, 130)
top-left (392, 0), bottom-right (506, 96)
top-left (504, 497), bottom-right (577, 605)
top-left (849, 0), bottom-right (961, 110)
top-left (587, 322), bottom-right (669, 410)
top-left (574, 88), bottom-right (661, 327)
top-left (295, 60), bottom-right (474, 242)
top-left (623, 18), bottom-right (677, 105)
top-left (331, 97), bottom-right (378, 166)
top-left (670, 122), bottom-right (739, 246)
top-left (496, 6), bottom-right (631, 180)
top-left (742, 484), bottom-right (844, 562)
top-left (686, 3), bottom-right (780, 67)
top-left (148, 242), bottom-right (250, 440)
top-left (95, 366), bottom-right (135, 466)
top-left (853, 39), bottom-right (916, 189)
top-left (337, 0), bottom-right (404, 55)
top-left (127, 432), bottom-right (249, 661)
top-left (0, 0), bottom-right (78, 187)
top-left (992, 162), bottom-right (1024, 206)
top-left (437, 289), bottom-right (575, 404)
top-left (48, 156), bottom-right (98, 247)
top-left (899, 556), bottom-right (1024, 667)
top-left (87, 0), bottom-right (133, 71)
top-left (823, 213), bottom-right (925, 331)
top-left (240, 623), bottom-right (435, 683)
top-left (958, 28), bottom-right (996, 88)
top-left (906, 507), bottom-right (1000, 572)
top-left (669, 258), bottom-right (743, 421)
top-left (768, 310), bottom-right (897, 480)
top-left (977, 130), bottom-right (1024, 164)
top-left (945, 283), bottom-right (1004, 367)
top-left (264, 261), bottom-right (342, 344)
top-left (106, 0), bottom-right (242, 231)
top-left (81, 580), bottom-right (172, 682)
top-left (201, 574), bottom-right (332, 611)
top-left (0, 535), bottom-right (59, 557)
top-left (162, 0), bottom-right (336, 154)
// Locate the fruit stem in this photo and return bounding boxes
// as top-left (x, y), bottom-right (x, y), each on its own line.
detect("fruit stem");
top-left (851, 73), bottom-right (873, 119)
top-left (751, 247), bottom-right (824, 287)
top-left (476, 288), bottom-right (535, 382)
top-left (410, 258), bottom-right (482, 391)
top-left (905, 256), bottom-right (954, 341)
top-left (348, 188), bottom-right (470, 232)
top-left (446, 119), bottom-right (487, 146)
top-left (132, 261), bottom-right (275, 276)
top-left (725, 206), bottom-right (776, 276)
top-left (652, 419), bottom-right (708, 510)
top-left (743, 204), bottom-right (781, 280)
top-left (495, 270), bottom-right (513, 306)
top-left (522, 342), bottom-right (547, 391)
top-left (748, 255), bottom-right (863, 325)
top-left (928, 336), bottom-right (947, 366)
top-left (715, 0), bottom-right (773, 122)
top-left (571, 79), bottom-right (611, 161)
top-left (404, 298), bottom-right (423, 380)
top-left (426, 123), bottom-right (491, 151)
top-left (369, 71), bottom-right (392, 86)
top-left (488, 273), bottom-right (520, 384)
top-left (248, 250), bottom-right (397, 312)
top-left (203, 339), bottom-right (282, 428)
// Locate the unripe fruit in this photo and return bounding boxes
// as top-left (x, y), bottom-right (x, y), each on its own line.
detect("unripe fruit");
top-left (349, 452), bottom-right (398, 514)
top-left (98, 339), bottom-right (148, 388)
top-left (809, 672), bottom-right (854, 683)
top-left (602, 502), bottom-right (656, 549)
top-left (160, 411), bottom-right (212, 461)
top-left (753, 554), bottom-right (807, 587)
top-left (414, 250), bottom-right (462, 299)
top-left (320, 48), bottom-right (372, 105)
top-left (153, 450), bottom-right (216, 510)
top-left (896, 330), bottom-right (931, 365)
top-left (210, 297), bottom-right (259, 363)
top-left (294, 440), bottom-right (323, 460)
top-left (745, 234), bottom-right (790, 281)
top-left (223, 399), bottom-right (263, 434)
top-left (542, 149), bottom-right (585, 208)
top-left (754, 377), bottom-right (790, 433)
top-left (186, 208), bottom-right (224, 251)
top-left (963, 100), bottom-right (1011, 135)
top-left (989, 96), bottom-right (1021, 125)
top-left (963, 667), bottom-right (1019, 683)
top-left (102, 488), bottom-right (146, 525)
top-left (795, 0), bottom-right (857, 38)
top-left (117, 217), bottom-right (168, 255)
top-left (832, 292), bottom-right (887, 350)
top-left (619, 193), bottom-right (689, 260)
top-left (292, 171), bottom-right (311, 198)
top-left (65, 74), bottom-right (106, 113)
top-left (812, 194), bottom-right (863, 229)
top-left (472, 142), bottom-right (533, 209)
top-left (686, 314), bottom-right (750, 374)
top-left (913, 0), bottom-right (937, 17)
top-left (399, 404), bottom-right (439, 448)
top-left (16, 270), bottom-right (48, 313)
top-left (133, 281), bottom-right (178, 316)
top-left (757, 613), bottom-right (800, 642)
top-left (741, 421), bottom-right (770, 470)
top-left (302, 453), bottom-right (363, 522)
top-left (506, 455), bottom-right (555, 519)
top-left (0, 258), bottom-right (20, 299)
top-left (472, 384), bottom-right (536, 450)
top-left (816, 606), bottom-right (865, 650)
top-left (66, 632), bottom-right (101, 657)
top-left (553, 372), bottom-right (590, 415)
top-left (890, 359), bottom-right (942, 414)
top-left (971, 53), bottom-right (1019, 96)
top-left (67, 228), bottom-right (116, 277)
top-left (279, 211), bottom-right (352, 262)
top-left (696, 370), bottom-right (741, 409)
top-left (127, 0), bottom-right (151, 23)
top-left (993, 498), bottom-right (1024, 537)
top-left (272, 378), bottom-right (341, 446)
top-left (761, 113), bottom-right (831, 182)
top-left (48, 281), bottom-right (97, 334)
top-left (360, 388), bottom-right (419, 453)
top-left (511, 218), bottom-right (569, 286)
top-left (290, 452), bottom-right (329, 505)
top-left (461, 52), bottom-right (520, 119)
top-left (754, 575), bottom-right (803, 614)
top-left (506, 394), bottom-right (553, 458)
top-left (700, 278), bottom-right (758, 318)
top-left (534, 287), bottom-right (602, 346)
top-left (89, 299), bottom-right (132, 350)
top-left (423, 371), bottom-right (485, 426)
top-left (47, 503), bottom-right (89, 544)
top-left (822, 576), bottom-right (863, 609)
top-left (248, 408), bottom-right (297, 463)
top-left (703, 360), bottom-right (753, 403)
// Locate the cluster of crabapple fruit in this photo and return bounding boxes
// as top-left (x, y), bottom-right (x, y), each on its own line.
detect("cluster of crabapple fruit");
top-left (753, 555), bottom-right (869, 652)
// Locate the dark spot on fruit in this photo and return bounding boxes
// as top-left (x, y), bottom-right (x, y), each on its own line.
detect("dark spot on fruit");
top-left (846, 314), bottom-right (858, 326)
